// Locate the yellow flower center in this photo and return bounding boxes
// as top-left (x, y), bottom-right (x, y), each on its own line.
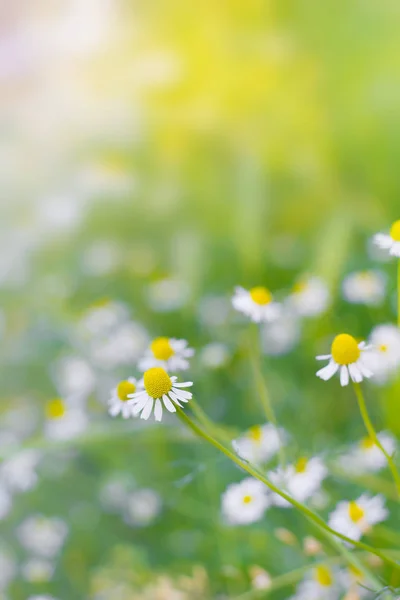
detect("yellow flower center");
top-left (295, 457), bottom-right (308, 473)
top-left (243, 495), bottom-right (253, 504)
top-left (249, 286), bottom-right (272, 305)
top-left (150, 337), bottom-right (175, 361)
top-left (331, 334), bottom-right (360, 365)
top-left (292, 280), bottom-right (308, 294)
top-left (144, 367), bottom-right (172, 399)
top-left (348, 501), bottom-right (365, 523)
top-left (379, 344), bottom-right (388, 353)
top-left (314, 566), bottom-right (333, 587)
top-left (46, 398), bottom-right (66, 420)
top-left (117, 380), bottom-right (136, 402)
top-left (390, 220), bottom-right (400, 242)
top-left (360, 436), bottom-right (375, 450)
top-left (248, 425), bottom-right (263, 443)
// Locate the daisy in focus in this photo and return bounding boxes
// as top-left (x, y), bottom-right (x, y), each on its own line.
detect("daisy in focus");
top-left (337, 432), bottom-right (396, 474)
top-left (373, 219), bottom-right (400, 257)
top-left (316, 334), bottom-right (372, 386)
top-left (232, 423), bottom-right (287, 466)
top-left (364, 324), bottom-right (400, 384)
top-left (342, 270), bottom-right (386, 306)
top-left (328, 494), bottom-right (388, 542)
top-left (138, 337), bottom-right (194, 372)
top-left (291, 566), bottom-right (341, 600)
top-left (232, 286), bottom-right (280, 323)
top-left (288, 276), bottom-right (330, 317)
top-left (108, 378), bottom-right (139, 419)
top-left (128, 367), bottom-right (193, 422)
top-left (221, 478), bottom-right (270, 525)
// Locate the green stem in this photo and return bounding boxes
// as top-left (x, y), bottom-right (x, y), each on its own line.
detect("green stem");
top-left (249, 324), bottom-right (286, 467)
top-left (353, 382), bottom-right (400, 499)
top-left (190, 397), bottom-right (232, 446)
top-left (175, 406), bottom-right (400, 574)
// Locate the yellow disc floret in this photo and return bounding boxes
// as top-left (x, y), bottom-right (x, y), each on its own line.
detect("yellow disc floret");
top-left (295, 457), bottom-right (308, 473)
top-left (150, 337), bottom-right (175, 361)
top-left (250, 286), bottom-right (272, 305)
top-left (117, 380), bottom-right (136, 402)
top-left (360, 436), bottom-right (375, 450)
top-left (144, 367), bottom-right (172, 399)
top-left (46, 398), bottom-right (66, 420)
top-left (348, 501), bottom-right (365, 523)
top-left (243, 495), bottom-right (253, 504)
top-left (249, 425), bottom-right (263, 443)
top-left (292, 280), bottom-right (308, 295)
top-left (390, 220), bottom-right (400, 242)
top-left (331, 334), bottom-right (360, 365)
top-left (314, 566), bottom-right (332, 587)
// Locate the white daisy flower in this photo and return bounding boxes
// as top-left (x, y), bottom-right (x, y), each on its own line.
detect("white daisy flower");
top-left (342, 270), bottom-right (386, 306)
top-left (138, 337), bottom-right (194, 372)
top-left (286, 457), bottom-right (327, 503)
top-left (221, 478), bottom-right (270, 525)
top-left (339, 566), bottom-right (370, 599)
top-left (44, 398), bottom-right (88, 441)
top-left (22, 558), bottom-right (54, 583)
top-left (90, 322), bottom-right (149, 369)
top-left (147, 277), bottom-right (190, 313)
top-left (249, 565), bottom-right (272, 590)
top-left (108, 378), bottom-right (139, 419)
top-left (291, 566), bottom-right (342, 600)
top-left (232, 286), bottom-right (281, 323)
top-left (364, 324), bottom-right (400, 384)
top-left (128, 368), bottom-right (193, 422)
top-left (261, 310), bottom-right (301, 356)
top-left (200, 342), bottom-right (230, 369)
top-left (17, 515), bottom-right (68, 558)
top-left (373, 219), bottom-right (400, 257)
top-left (337, 432), bottom-right (396, 474)
top-left (267, 467), bottom-right (292, 508)
top-left (316, 334), bottom-right (373, 386)
top-left (52, 355), bottom-right (95, 398)
top-left (328, 495), bottom-right (388, 542)
top-left (288, 276), bottom-right (330, 317)
top-left (232, 424), bottom-right (287, 466)
top-left (78, 299), bottom-right (129, 338)
top-left (123, 488), bottom-right (162, 527)
top-left (0, 449), bottom-right (41, 493)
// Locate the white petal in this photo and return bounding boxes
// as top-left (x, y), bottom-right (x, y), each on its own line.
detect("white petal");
top-left (129, 390), bottom-right (147, 401)
top-left (348, 363), bottom-right (362, 383)
top-left (163, 394), bottom-right (176, 412)
top-left (357, 360), bottom-right (373, 378)
top-left (391, 242), bottom-right (400, 257)
top-left (122, 404), bottom-right (132, 419)
top-left (154, 399), bottom-right (163, 422)
top-left (358, 341), bottom-right (366, 349)
top-left (172, 388), bottom-right (192, 400)
top-left (316, 354), bottom-right (332, 360)
top-left (172, 381), bottom-right (193, 388)
top-left (140, 398), bottom-right (154, 420)
top-left (374, 233), bottom-right (392, 249)
top-left (109, 404), bottom-right (121, 417)
top-left (169, 390), bottom-right (184, 406)
top-left (132, 394), bottom-right (150, 415)
top-left (340, 366), bottom-right (350, 386)
top-left (316, 360), bottom-right (338, 381)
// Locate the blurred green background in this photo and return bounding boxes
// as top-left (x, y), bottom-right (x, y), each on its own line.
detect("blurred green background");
top-left (2, 1), bottom-right (400, 598)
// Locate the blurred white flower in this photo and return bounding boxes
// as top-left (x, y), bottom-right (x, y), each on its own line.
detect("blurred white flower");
top-left (328, 495), bottom-right (388, 542)
top-left (221, 478), bottom-right (270, 525)
top-left (147, 278), bottom-right (190, 313)
top-left (261, 310), bottom-right (300, 356)
top-left (198, 295), bottom-right (230, 328)
top-left (268, 457), bottom-right (327, 507)
top-left (78, 300), bottom-right (129, 338)
top-left (52, 356), bottom-right (95, 398)
top-left (22, 558), bottom-right (54, 582)
top-left (0, 549), bottom-right (16, 591)
top-left (288, 276), bottom-right (330, 317)
top-left (82, 240), bottom-right (122, 276)
top-left (129, 369), bottom-right (193, 422)
top-left (232, 424), bottom-right (286, 466)
top-left (90, 322), bottom-right (148, 369)
top-left (249, 565), bottom-right (272, 590)
top-left (364, 324), bottom-right (400, 384)
top-left (316, 334), bottom-right (372, 386)
top-left (232, 286), bottom-right (280, 323)
top-left (138, 337), bottom-right (194, 372)
top-left (27, 596), bottom-right (59, 600)
top-left (108, 378), bottom-right (139, 419)
top-left (200, 342), bottom-right (230, 369)
top-left (36, 193), bottom-right (84, 235)
top-left (0, 449), bottom-right (41, 493)
top-left (291, 566), bottom-right (341, 600)
top-left (17, 515), bottom-right (68, 558)
top-left (99, 474), bottom-right (135, 513)
top-left (337, 432), bottom-right (396, 474)
top-left (342, 270), bottom-right (386, 306)
top-left (267, 467), bottom-right (292, 508)
top-left (373, 220), bottom-right (400, 258)
top-left (124, 488), bottom-right (162, 526)
top-left (0, 487), bottom-right (12, 521)
top-left (44, 398), bottom-right (88, 441)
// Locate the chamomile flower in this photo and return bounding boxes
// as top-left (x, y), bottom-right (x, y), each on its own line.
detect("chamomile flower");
top-left (337, 432), bottom-right (396, 474)
top-left (373, 219), bottom-right (400, 257)
top-left (44, 398), bottom-right (88, 441)
top-left (328, 495), bottom-right (388, 542)
top-left (108, 378), bottom-right (139, 419)
top-left (267, 467), bottom-right (292, 508)
top-left (232, 424), bottom-right (287, 466)
top-left (342, 270), bottom-right (386, 306)
top-left (123, 488), bottom-right (162, 527)
top-left (288, 276), bottom-right (330, 317)
top-left (221, 478), bottom-right (270, 525)
top-left (22, 558), bottom-right (54, 583)
top-left (0, 449), bottom-right (41, 493)
top-left (138, 337), bottom-right (194, 372)
top-left (364, 324), bottom-right (400, 383)
top-left (316, 334), bottom-right (372, 386)
top-left (232, 286), bottom-right (281, 323)
top-left (286, 457), bottom-right (327, 503)
top-left (128, 368), bottom-right (193, 422)
top-left (17, 515), bottom-right (68, 558)
top-left (291, 566), bottom-right (341, 600)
